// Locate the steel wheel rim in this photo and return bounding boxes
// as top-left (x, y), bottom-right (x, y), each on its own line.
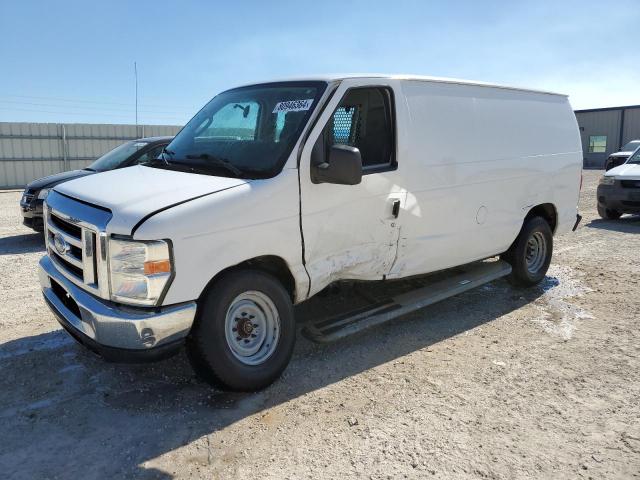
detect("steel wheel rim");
top-left (224, 291), bottom-right (280, 366)
top-left (525, 231), bottom-right (547, 274)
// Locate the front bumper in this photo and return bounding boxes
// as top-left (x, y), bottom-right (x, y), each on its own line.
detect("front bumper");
top-left (20, 198), bottom-right (44, 230)
top-left (597, 183), bottom-right (640, 213)
top-left (39, 255), bottom-right (197, 362)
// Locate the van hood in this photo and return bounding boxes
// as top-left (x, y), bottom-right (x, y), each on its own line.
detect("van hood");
top-left (607, 162), bottom-right (640, 179)
top-left (53, 165), bottom-right (248, 234)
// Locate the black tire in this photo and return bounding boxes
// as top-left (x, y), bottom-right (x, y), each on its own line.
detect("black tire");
top-left (597, 204), bottom-right (622, 220)
top-left (501, 216), bottom-right (553, 287)
top-left (187, 269), bottom-right (296, 391)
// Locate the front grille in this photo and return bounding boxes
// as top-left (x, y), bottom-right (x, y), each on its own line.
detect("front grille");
top-left (50, 213), bottom-right (82, 237)
top-left (621, 200), bottom-right (640, 207)
top-left (621, 180), bottom-right (640, 189)
top-left (43, 191), bottom-right (112, 300)
top-left (45, 207), bottom-right (100, 293)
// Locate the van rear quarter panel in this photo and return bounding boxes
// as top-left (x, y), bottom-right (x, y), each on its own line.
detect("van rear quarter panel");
top-left (391, 80), bottom-right (581, 277)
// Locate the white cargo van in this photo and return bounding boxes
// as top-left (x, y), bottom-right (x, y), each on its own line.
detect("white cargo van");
top-left (39, 75), bottom-right (582, 390)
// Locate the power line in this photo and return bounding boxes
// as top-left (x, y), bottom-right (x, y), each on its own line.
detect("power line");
top-left (0, 99), bottom-right (193, 115)
top-left (1, 94), bottom-right (195, 110)
top-left (0, 106), bottom-right (186, 121)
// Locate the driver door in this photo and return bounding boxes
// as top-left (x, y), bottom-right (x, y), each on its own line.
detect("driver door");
top-left (299, 79), bottom-right (405, 297)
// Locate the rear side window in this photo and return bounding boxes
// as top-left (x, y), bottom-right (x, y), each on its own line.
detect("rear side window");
top-left (325, 87), bottom-right (395, 171)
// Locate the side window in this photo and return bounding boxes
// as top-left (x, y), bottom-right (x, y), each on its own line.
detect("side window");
top-left (588, 135), bottom-right (607, 153)
top-left (135, 145), bottom-right (165, 164)
top-left (325, 87), bottom-right (395, 170)
top-left (197, 102), bottom-right (260, 141)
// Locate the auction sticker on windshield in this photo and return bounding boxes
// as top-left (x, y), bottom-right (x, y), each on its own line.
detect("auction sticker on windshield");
top-left (272, 99), bottom-right (314, 113)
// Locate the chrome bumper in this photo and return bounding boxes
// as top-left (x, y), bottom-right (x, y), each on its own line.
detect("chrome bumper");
top-left (39, 255), bottom-right (196, 353)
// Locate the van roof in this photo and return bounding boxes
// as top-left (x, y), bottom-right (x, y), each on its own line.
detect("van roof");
top-left (237, 74), bottom-right (567, 97)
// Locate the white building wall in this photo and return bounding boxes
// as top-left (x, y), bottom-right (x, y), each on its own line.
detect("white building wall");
top-left (0, 122), bottom-right (182, 188)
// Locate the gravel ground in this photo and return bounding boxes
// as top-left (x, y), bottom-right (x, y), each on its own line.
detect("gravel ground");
top-left (1, 171), bottom-right (639, 479)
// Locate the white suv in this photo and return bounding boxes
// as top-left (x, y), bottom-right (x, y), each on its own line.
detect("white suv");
top-left (597, 146), bottom-right (640, 219)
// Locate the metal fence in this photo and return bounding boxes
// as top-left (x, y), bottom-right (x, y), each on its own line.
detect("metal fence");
top-left (0, 122), bottom-right (182, 189)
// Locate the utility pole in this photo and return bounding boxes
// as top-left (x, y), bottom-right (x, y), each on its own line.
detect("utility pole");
top-left (134, 61), bottom-right (138, 130)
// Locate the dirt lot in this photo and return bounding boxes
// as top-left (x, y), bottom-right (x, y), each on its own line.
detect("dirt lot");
top-left (0, 170), bottom-right (639, 479)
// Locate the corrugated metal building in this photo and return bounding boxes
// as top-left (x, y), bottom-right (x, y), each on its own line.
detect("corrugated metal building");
top-left (0, 122), bottom-right (182, 188)
top-left (575, 105), bottom-right (640, 169)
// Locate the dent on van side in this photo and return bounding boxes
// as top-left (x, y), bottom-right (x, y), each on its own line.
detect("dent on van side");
top-left (38, 75), bottom-right (582, 390)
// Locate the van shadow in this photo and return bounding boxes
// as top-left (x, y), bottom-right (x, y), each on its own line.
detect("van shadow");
top-left (0, 232), bottom-right (45, 255)
top-left (585, 215), bottom-right (640, 234)
top-left (0, 278), bottom-right (546, 479)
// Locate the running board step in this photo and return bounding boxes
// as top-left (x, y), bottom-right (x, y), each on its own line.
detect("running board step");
top-left (302, 260), bottom-right (512, 343)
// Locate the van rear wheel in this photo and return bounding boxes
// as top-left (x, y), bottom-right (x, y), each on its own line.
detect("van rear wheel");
top-left (187, 270), bottom-right (296, 391)
top-left (502, 216), bottom-right (553, 287)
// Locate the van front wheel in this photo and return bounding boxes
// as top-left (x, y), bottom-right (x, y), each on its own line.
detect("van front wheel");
top-left (502, 216), bottom-right (553, 287)
top-left (187, 270), bottom-right (296, 391)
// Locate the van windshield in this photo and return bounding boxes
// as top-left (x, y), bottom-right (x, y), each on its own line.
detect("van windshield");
top-left (158, 81), bottom-right (327, 179)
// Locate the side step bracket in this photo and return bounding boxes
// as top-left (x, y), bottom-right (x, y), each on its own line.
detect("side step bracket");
top-left (302, 260), bottom-right (512, 343)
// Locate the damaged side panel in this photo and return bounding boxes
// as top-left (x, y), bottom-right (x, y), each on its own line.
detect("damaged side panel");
top-left (301, 189), bottom-right (405, 297)
top-left (305, 238), bottom-right (398, 298)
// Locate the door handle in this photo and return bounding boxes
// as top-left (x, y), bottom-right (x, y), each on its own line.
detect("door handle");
top-left (392, 199), bottom-right (401, 218)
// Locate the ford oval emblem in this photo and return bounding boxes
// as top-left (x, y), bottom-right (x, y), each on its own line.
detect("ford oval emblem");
top-left (53, 234), bottom-right (69, 256)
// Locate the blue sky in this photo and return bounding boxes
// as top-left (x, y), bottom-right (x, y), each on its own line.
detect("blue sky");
top-left (1, 0), bottom-right (639, 125)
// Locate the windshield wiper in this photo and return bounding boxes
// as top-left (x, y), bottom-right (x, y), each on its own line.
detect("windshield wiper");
top-left (143, 157), bottom-right (238, 177)
top-left (185, 153), bottom-right (244, 177)
top-left (143, 153), bottom-right (245, 178)
top-left (159, 147), bottom-right (175, 165)
top-left (83, 167), bottom-right (97, 172)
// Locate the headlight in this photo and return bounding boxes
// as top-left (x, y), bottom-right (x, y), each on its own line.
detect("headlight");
top-left (108, 238), bottom-right (173, 306)
top-left (599, 176), bottom-right (615, 186)
top-left (37, 188), bottom-right (50, 200)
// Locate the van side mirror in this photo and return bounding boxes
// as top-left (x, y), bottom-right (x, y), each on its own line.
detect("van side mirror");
top-left (312, 144), bottom-right (362, 185)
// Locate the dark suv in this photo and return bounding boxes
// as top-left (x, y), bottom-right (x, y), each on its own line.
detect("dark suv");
top-left (20, 136), bottom-right (172, 231)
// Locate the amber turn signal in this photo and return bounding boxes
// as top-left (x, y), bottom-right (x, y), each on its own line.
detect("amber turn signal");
top-left (144, 259), bottom-right (171, 275)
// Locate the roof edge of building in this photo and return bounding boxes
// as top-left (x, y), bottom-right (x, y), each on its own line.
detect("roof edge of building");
top-left (575, 104), bottom-right (640, 113)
